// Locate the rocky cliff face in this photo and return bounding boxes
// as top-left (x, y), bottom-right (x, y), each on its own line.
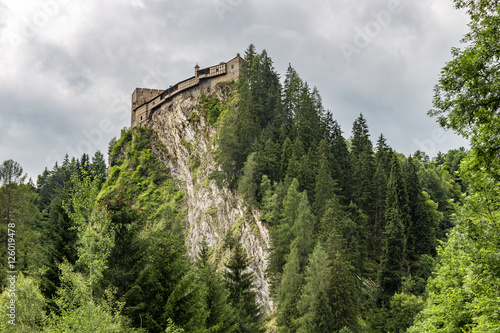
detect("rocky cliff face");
top-left (146, 83), bottom-right (272, 310)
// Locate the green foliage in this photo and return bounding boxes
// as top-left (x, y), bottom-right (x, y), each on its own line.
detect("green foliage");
top-left (295, 243), bottom-right (333, 333)
top-left (42, 171), bottom-right (135, 332)
top-left (267, 179), bottom-right (301, 293)
top-left (188, 112), bottom-right (201, 122)
top-left (99, 127), bottom-right (194, 332)
top-left (200, 93), bottom-right (223, 125)
top-left (196, 239), bottom-right (237, 333)
top-left (225, 243), bottom-right (263, 333)
top-left (238, 152), bottom-right (258, 205)
top-left (0, 160), bottom-right (41, 287)
top-left (0, 272), bottom-right (46, 332)
top-left (325, 248), bottom-right (359, 332)
top-left (1, 44), bottom-right (483, 332)
top-left (410, 164), bottom-right (500, 332)
top-left (410, 4), bottom-right (500, 331)
top-left (350, 114), bottom-right (376, 215)
top-left (429, 0), bottom-right (500, 179)
top-left (45, 262), bottom-right (134, 332)
top-left (188, 153), bottom-right (201, 171)
top-left (386, 292), bottom-right (424, 333)
top-left (277, 188), bottom-right (315, 332)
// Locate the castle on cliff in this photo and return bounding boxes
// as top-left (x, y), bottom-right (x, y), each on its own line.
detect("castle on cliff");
top-left (131, 54), bottom-right (244, 127)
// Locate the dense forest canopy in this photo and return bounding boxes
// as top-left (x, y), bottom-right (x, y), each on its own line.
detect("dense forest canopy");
top-left (1, 1), bottom-right (500, 332)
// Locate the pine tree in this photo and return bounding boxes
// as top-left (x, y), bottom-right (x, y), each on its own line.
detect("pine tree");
top-left (279, 137), bottom-right (294, 181)
top-left (295, 243), bottom-right (333, 333)
top-left (350, 114), bottom-right (375, 216)
top-left (380, 156), bottom-right (409, 300)
top-left (196, 239), bottom-right (237, 333)
top-left (0, 160), bottom-right (41, 286)
top-left (404, 157), bottom-right (436, 263)
top-left (294, 83), bottom-right (324, 152)
top-left (329, 119), bottom-right (352, 202)
top-left (238, 152), bottom-right (258, 205)
top-left (313, 149), bottom-right (338, 220)
top-left (326, 246), bottom-right (359, 332)
top-left (372, 137), bottom-right (392, 259)
top-left (277, 191), bottom-right (315, 332)
top-left (282, 65), bottom-right (303, 140)
top-left (267, 178), bottom-right (301, 290)
top-left (225, 244), bottom-right (263, 333)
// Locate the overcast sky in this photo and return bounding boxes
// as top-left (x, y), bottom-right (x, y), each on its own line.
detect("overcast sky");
top-left (0, 0), bottom-right (470, 181)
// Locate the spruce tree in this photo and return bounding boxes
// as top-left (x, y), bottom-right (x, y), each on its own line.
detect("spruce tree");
top-left (295, 242), bottom-right (333, 333)
top-left (313, 149), bottom-right (338, 220)
top-left (380, 156), bottom-right (409, 299)
top-left (196, 239), bottom-right (237, 333)
top-left (329, 119), bottom-right (352, 202)
top-left (372, 138), bottom-right (392, 259)
top-left (225, 244), bottom-right (263, 333)
top-left (326, 245), bottom-right (359, 332)
top-left (350, 114), bottom-right (375, 216)
top-left (404, 156), bottom-right (436, 262)
top-left (277, 191), bottom-right (315, 332)
top-left (0, 160), bottom-right (41, 286)
top-left (267, 178), bottom-right (301, 289)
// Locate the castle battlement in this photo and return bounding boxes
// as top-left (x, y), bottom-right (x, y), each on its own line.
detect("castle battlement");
top-left (131, 53), bottom-right (244, 127)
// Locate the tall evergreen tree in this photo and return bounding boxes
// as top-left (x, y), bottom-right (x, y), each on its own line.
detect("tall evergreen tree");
top-left (267, 178), bottom-right (301, 292)
top-left (372, 136), bottom-right (392, 259)
top-left (404, 157), bottom-right (436, 262)
top-left (277, 191), bottom-right (315, 332)
top-left (196, 239), bottom-right (237, 333)
top-left (225, 244), bottom-right (263, 333)
top-left (313, 149), bottom-right (338, 220)
top-left (326, 243), bottom-right (359, 332)
top-left (329, 119), bottom-right (352, 202)
top-left (0, 160), bottom-right (41, 286)
top-left (380, 156), bottom-right (409, 299)
top-left (350, 114), bottom-right (375, 215)
top-left (295, 242), bottom-right (333, 333)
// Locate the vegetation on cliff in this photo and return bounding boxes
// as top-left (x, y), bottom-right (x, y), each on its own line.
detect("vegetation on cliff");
top-left (2, 1), bottom-right (500, 331)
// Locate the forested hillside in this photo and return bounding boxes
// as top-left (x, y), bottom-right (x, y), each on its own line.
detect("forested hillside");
top-left (1, 1), bottom-right (500, 332)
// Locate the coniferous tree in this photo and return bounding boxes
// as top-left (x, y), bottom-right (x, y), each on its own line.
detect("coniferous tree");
top-left (282, 65), bottom-right (303, 140)
top-left (295, 242), bottom-right (333, 333)
top-left (277, 190), bottom-right (315, 332)
top-left (372, 136), bottom-right (392, 259)
top-left (279, 137), bottom-right (294, 181)
top-left (313, 149), bottom-right (338, 220)
top-left (326, 244), bottom-right (359, 332)
top-left (294, 83), bottom-right (324, 152)
top-left (0, 160), bottom-right (41, 286)
top-left (350, 114), bottom-right (376, 217)
top-left (225, 244), bottom-right (263, 333)
top-left (267, 178), bottom-right (301, 292)
top-left (329, 119), bottom-right (352, 202)
top-left (238, 152), bottom-right (258, 205)
top-left (196, 239), bottom-right (237, 333)
top-left (380, 156), bottom-right (409, 300)
top-left (405, 156), bottom-right (436, 263)
top-left (259, 175), bottom-right (281, 227)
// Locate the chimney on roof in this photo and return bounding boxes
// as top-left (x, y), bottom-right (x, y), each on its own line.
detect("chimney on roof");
top-left (195, 63), bottom-right (200, 76)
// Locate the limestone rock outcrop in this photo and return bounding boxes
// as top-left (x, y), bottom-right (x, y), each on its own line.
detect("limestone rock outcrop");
top-left (145, 83), bottom-right (272, 310)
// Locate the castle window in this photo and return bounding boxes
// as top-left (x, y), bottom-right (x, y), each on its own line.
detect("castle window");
top-left (141, 116), bottom-right (143, 120)
top-left (232, 65), bottom-right (234, 69)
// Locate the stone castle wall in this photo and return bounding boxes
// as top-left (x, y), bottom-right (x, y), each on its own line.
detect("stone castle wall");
top-left (131, 54), bottom-right (243, 127)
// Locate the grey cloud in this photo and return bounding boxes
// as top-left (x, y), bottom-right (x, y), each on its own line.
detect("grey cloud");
top-left (0, 0), bottom-right (471, 180)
